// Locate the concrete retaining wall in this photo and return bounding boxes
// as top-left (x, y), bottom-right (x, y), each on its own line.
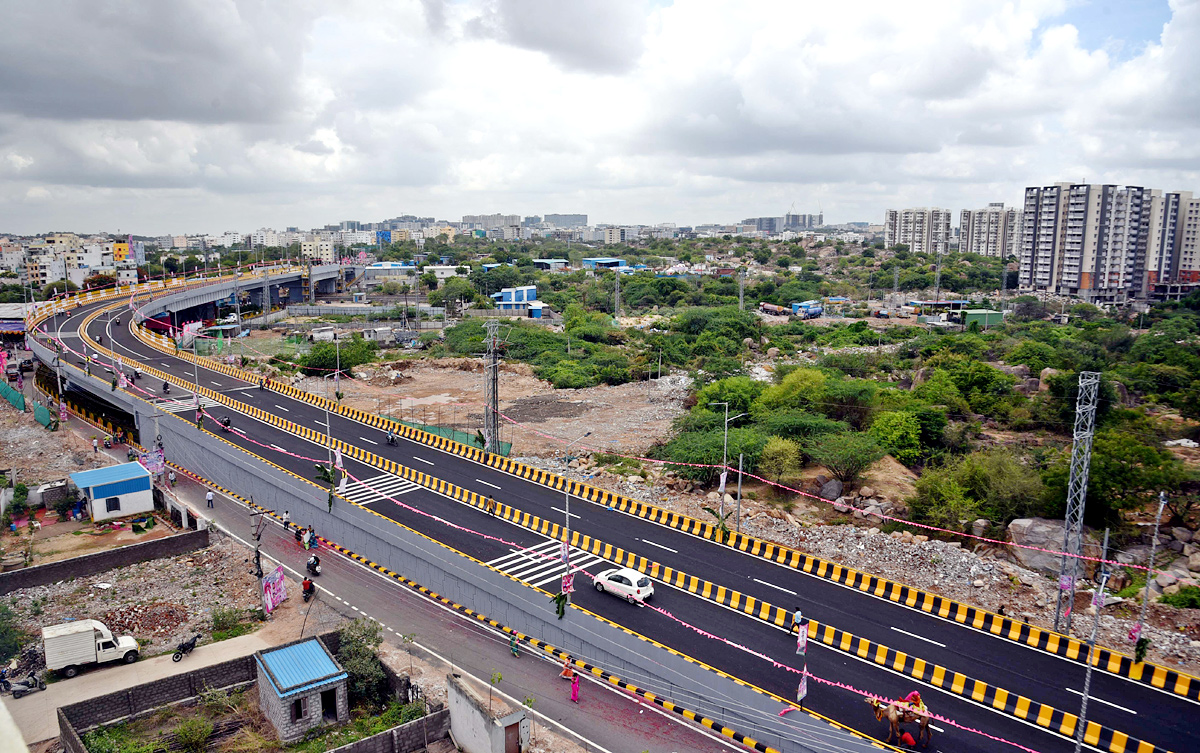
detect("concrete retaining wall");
top-left (326, 708), bottom-right (451, 753)
top-left (0, 529), bottom-right (209, 596)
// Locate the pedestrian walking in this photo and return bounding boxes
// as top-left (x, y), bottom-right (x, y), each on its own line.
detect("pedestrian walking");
top-left (205, 490), bottom-right (214, 508)
top-left (486, 495), bottom-right (497, 516)
top-left (92, 437), bottom-right (98, 454)
top-left (559, 656), bottom-right (575, 680)
top-left (509, 634), bottom-right (519, 657)
top-left (282, 510), bottom-right (290, 531)
top-left (168, 470), bottom-right (177, 487)
top-left (570, 674), bottom-right (580, 703)
top-left (792, 607), bottom-right (804, 634)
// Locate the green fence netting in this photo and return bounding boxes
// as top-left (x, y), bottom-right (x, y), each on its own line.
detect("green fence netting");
top-left (387, 418), bottom-right (511, 457)
top-left (33, 403), bottom-right (55, 429)
top-left (0, 381), bottom-right (24, 412)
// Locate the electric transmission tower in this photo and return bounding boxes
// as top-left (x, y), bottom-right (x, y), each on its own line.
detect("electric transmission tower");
top-left (483, 319), bottom-right (501, 455)
top-left (933, 251), bottom-right (943, 305)
top-left (613, 270), bottom-right (622, 318)
top-left (1053, 371), bottom-right (1101, 635)
top-left (738, 268), bottom-right (746, 311)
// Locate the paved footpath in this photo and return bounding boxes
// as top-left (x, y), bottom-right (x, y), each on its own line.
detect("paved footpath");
top-left (15, 430), bottom-right (736, 753)
top-left (6, 633), bottom-right (273, 745)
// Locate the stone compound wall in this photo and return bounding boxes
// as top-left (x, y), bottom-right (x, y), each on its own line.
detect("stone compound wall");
top-left (324, 709), bottom-right (451, 753)
top-left (0, 529), bottom-right (209, 596)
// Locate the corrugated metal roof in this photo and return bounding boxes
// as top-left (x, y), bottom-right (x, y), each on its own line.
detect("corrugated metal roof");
top-left (69, 462), bottom-right (150, 489)
top-left (258, 638), bottom-right (345, 698)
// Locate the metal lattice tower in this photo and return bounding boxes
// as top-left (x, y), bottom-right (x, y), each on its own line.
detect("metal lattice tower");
top-left (613, 271), bottom-right (622, 317)
top-left (738, 268), bottom-right (746, 311)
top-left (1053, 371), bottom-right (1101, 635)
top-left (892, 266), bottom-right (899, 307)
top-left (483, 319), bottom-right (501, 454)
top-left (933, 251), bottom-right (943, 304)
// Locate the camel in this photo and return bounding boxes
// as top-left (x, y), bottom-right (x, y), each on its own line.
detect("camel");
top-left (865, 697), bottom-right (932, 747)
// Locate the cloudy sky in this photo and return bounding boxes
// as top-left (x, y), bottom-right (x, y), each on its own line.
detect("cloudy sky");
top-left (1, 0), bottom-right (1197, 236)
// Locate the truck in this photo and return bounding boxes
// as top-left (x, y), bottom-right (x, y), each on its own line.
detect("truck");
top-left (43, 619), bottom-right (139, 677)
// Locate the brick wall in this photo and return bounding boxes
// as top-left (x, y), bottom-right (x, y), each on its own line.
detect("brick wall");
top-left (58, 654), bottom-right (256, 733)
top-left (326, 708), bottom-right (451, 753)
top-left (0, 528), bottom-right (209, 595)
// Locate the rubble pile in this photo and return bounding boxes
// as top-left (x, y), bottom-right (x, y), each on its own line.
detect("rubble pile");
top-left (103, 602), bottom-right (190, 636)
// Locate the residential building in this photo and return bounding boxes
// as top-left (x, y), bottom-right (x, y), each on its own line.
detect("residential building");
top-left (742, 217), bottom-right (780, 234)
top-left (0, 243), bottom-right (25, 272)
top-left (544, 213), bottom-right (587, 227)
top-left (959, 203), bottom-right (1022, 258)
top-left (251, 228), bottom-right (281, 247)
top-left (784, 213), bottom-right (823, 230)
top-left (425, 265), bottom-right (466, 282)
top-left (1148, 191), bottom-right (1200, 287)
top-left (501, 225), bottom-right (521, 241)
top-left (1018, 182), bottom-right (1189, 303)
top-left (603, 227), bottom-right (627, 245)
top-left (300, 240), bottom-right (335, 264)
top-left (883, 208), bottom-right (952, 255)
top-left (462, 213), bottom-right (521, 229)
top-left (491, 284), bottom-right (538, 312)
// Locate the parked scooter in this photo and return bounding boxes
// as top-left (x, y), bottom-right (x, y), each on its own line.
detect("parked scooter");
top-left (0, 666), bottom-right (11, 693)
top-left (10, 672), bottom-right (45, 699)
top-left (172, 634), bottom-right (201, 663)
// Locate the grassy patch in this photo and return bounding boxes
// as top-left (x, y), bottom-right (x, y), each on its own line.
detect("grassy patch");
top-left (210, 606), bottom-right (259, 642)
top-left (288, 701), bottom-right (426, 753)
top-left (1160, 585), bottom-right (1200, 609)
top-left (1116, 571), bottom-right (1149, 599)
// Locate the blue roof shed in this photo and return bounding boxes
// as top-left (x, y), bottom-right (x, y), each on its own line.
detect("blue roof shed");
top-left (70, 463), bottom-right (151, 500)
top-left (257, 638), bottom-right (347, 699)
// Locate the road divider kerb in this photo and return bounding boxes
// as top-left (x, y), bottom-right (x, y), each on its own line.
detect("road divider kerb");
top-left (118, 305), bottom-right (1200, 704)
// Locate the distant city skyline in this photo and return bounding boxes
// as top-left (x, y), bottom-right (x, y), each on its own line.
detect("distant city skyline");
top-left (0, 1), bottom-right (1193, 235)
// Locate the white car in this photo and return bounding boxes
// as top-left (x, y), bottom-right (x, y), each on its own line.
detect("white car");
top-left (594, 567), bottom-right (654, 604)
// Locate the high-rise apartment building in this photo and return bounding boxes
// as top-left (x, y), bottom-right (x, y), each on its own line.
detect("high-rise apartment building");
top-left (783, 213), bottom-right (823, 230)
top-left (959, 203), bottom-right (1022, 258)
top-left (462, 213), bottom-right (521, 229)
top-left (1018, 182), bottom-right (1200, 303)
top-left (883, 208), bottom-right (952, 255)
top-left (544, 214), bottom-right (587, 227)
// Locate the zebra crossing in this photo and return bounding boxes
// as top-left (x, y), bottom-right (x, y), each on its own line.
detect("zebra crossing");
top-left (157, 394), bottom-right (223, 413)
top-left (340, 473), bottom-right (421, 506)
top-left (486, 539), bottom-right (610, 589)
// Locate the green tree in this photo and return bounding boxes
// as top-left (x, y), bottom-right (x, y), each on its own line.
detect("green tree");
top-left (338, 618), bottom-right (389, 706)
top-left (752, 368), bottom-right (826, 413)
top-left (1005, 340), bottom-right (1057, 372)
top-left (301, 333), bottom-right (378, 376)
top-left (868, 411), bottom-right (922, 465)
top-left (912, 449), bottom-right (1045, 527)
top-left (420, 271), bottom-right (438, 290)
top-left (805, 432), bottom-right (885, 485)
top-left (816, 379), bottom-right (876, 430)
top-left (695, 377), bottom-right (764, 417)
top-left (759, 437), bottom-right (801, 485)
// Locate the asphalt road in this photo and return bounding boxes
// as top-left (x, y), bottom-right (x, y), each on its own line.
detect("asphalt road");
top-left (30, 297), bottom-right (1198, 753)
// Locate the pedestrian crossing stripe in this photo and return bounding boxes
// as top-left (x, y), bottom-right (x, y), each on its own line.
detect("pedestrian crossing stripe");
top-left (486, 539), bottom-right (609, 588)
top-left (339, 473), bottom-right (421, 506)
top-left (157, 395), bottom-right (222, 412)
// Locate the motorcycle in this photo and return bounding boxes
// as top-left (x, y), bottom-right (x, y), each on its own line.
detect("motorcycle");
top-left (10, 672), bottom-right (45, 699)
top-left (386, 433), bottom-right (397, 446)
top-left (302, 581), bottom-right (315, 602)
top-left (102, 436), bottom-right (113, 449)
top-left (162, 382), bottom-right (171, 395)
top-left (172, 634), bottom-right (201, 663)
top-left (306, 557), bottom-right (321, 577)
top-left (218, 416), bottom-right (232, 432)
top-left (0, 666), bottom-right (10, 693)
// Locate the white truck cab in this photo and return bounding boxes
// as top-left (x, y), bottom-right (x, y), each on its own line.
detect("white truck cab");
top-left (42, 619), bottom-right (139, 678)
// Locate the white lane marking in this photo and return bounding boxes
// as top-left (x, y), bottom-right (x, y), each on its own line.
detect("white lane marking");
top-left (412, 456), bottom-right (435, 466)
top-left (475, 478), bottom-right (502, 490)
top-left (270, 444), bottom-right (285, 452)
top-left (551, 506), bottom-right (582, 520)
top-left (210, 380), bottom-right (222, 386)
top-left (359, 437), bottom-right (378, 445)
top-left (315, 419), bottom-right (327, 426)
top-left (639, 538), bottom-right (678, 554)
top-left (1064, 687), bottom-right (1138, 715)
top-left (752, 577), bottom-right (797, 596)
top-left (890, 627), bottom-right (947, 649)
top-left (275, 404), bottom-right (290, 412)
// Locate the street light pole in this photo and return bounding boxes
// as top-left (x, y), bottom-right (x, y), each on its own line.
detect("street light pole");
top-left (1136, 492), bottom-right (1168, 651)
top-left (564, 431), bottom-right (592, 466)
top-left (708, 402), bottom-right (746, 520)
top-left (1075, 528), bottom-right (1111, 753)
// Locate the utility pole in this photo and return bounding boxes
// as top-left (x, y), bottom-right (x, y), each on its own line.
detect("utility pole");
top-left (1135, 492), bottom-right (1168, 651)
top-left (892, 264), bottom-right (900, 308)
top-left (1054, 371), bottom-right (1101, 635)
top-left (613, 270), bottom-right (621, 318)
top-left (735, 453), bottom-right (743, 533)
top-left (933, 250), bottom-right (943, 305)
top-left (483, 319), bottom-right (500, 454)
top-left (1074, 528), bottom-right (1111, 753)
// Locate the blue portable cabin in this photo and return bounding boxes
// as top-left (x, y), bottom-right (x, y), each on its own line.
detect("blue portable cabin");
top-left (69, 462), bottom-right (153, 523)
top-left (582, 257), bottom-right (628, 270)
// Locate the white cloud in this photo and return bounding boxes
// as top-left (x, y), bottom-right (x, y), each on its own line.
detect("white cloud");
top-left (0, 0), bottom-right (1197, 234)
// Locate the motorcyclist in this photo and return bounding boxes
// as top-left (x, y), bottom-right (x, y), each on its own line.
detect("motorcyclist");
top-left (163, 381), bottom-right (171, 394)
top-left (302, 577), bottom-right (315, 598)
top-left (386, 428), bottom-right (396, 445)
top-left (307, 553), bottom-right (321, 571)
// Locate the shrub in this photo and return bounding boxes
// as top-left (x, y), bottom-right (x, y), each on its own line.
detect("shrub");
top-left (174, 718), bottom-right (214, 753)
top-left (759, 437), bottom-right (801, 486)
top-left (868, 411), bottom-right (922, 465)
top-left (911, 449), bottom-right (1045, 527)
top-left (1160, 586), bottom-right (1200, 609)
top-left (804, 432), bottom-right (885, 485)
top-left (211, 607), bottom-right (245, 633)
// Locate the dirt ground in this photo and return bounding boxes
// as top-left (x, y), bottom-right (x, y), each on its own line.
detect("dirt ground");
top-left (303, 360), bottom-right (689, 457)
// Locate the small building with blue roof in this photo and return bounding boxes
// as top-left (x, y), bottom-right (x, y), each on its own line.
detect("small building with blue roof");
top-left (256, 636), bottom-right (349, 741)
top-left (69, 462), bottom-right (152, 523)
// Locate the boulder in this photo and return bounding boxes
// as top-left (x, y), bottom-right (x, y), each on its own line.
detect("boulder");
top-left (1172, 527), bottom-right (1193, 543)
top-left (1111, 380), bottom-right (1134, 407)
top-left (973, 579), bottom-right (985, 588)
top-left (994, 363), bottom-right (1030, 380)
top-left (761, 336), bottom-right (770, 347)
top-left (1015, 377), bottom-right (1041, 396)
top-left (833, 498), bottom-right (852, 513)
top-left (1189, 553), bottom-right (1200, 572)
top-left (858, 486), bottom-right (875, 499)
top-left (912, 368), bottom-right (930, 386)
top-left (743, 337), bottom-right (757, 350)
top-left (766, 347), bottom-right (780, 359)
top-left (706, 491), bottom-right (720, 501)
top-left (971, 518), bottom-right (990, 538)
top-left (819, 479), bottom-right (844, 501)
top-left (1038, 368), bottom-right (1060, 391)
top-left (1155, 571), bottom-right (1178, 589)
top-left (1007, 518), bottom-right (1102, 577)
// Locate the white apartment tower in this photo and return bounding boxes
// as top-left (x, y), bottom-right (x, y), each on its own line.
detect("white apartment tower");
top-left (1149, 191), bottom-right (1200, 288)
top-left (959, 203), bottom-right (1021, 258)
top-left (883, 208), bottom-right (952, 255)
